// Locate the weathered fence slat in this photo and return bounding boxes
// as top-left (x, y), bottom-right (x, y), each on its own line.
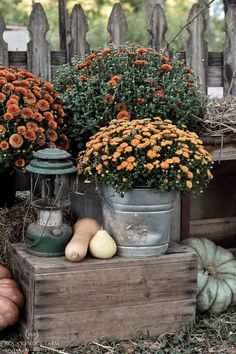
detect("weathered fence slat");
top-left (67, 4), bottom-right (90, 61)
top-left (107, 3), bottom-right (128, 46)
top-left (58, 0), bottom-right (67, 52)
top-left (0, 12), bottom-right (8, 66)
top-left (224, 1), bottom-right (236, 95)
top-left (148, 4), bottom-right (167, 51)
top-left (186, 3), bottom-right (208, 92)
top-left (27, 3), bottom-right (51, 80)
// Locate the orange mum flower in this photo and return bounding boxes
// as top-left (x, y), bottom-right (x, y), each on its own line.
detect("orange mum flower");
top-left (0, 93), bottom-right (6, 102)
top-left (117, 110), bottom-right (131, 119)
top-left (0, 140), bottom-right (9, 150)
top-left (127, 156), bottom-right (135, 163)
top-left (131, 139), bottom-right (140, 147)
top-left (102, 48), bottom-right (112, 55)
top-left (43, 93), bottom-right (54, 104)
top-left (7, 104), bottom-right (20, 116)
top-left (37, 133), bottom-right (46, 146)
top-left (136, 47), bottom-right (148, 54)
top-left (0, 77), bottom-right (7, 85)
top-left (46, 129), bottom-right (58, 142)
top-left (21, 107), bottom-right (33, 119)
top-left (12, 80), bottom-right (30, 88)
top-left (44, 111), bottom-right (54, 121)
top-left (24, 92), bottom-right (36, 104)
top-left (145, 163), bottom-right (154, 170)
top-left (160, 64), bottom-right (173, 71)
top-left (15, 159), bottom-right (25, 167)
top-left (5, 72), bottom-right (16, 80)
top-left (9, 94), bottom-right (19, 101)
top-left (43, 82), bottom-right (54, 91)
top-left (9, 133), bottom-right (24, 148)
top-left (24, 129), bottom-right (36, 141)
top-left (34, 112), bottom-right (43, 122)
top-left (58, 107), bottom-right (65, 117)
top-left (186, 180), bottom-right (192, 189)
top-left (147, 150), bottom-right (157, 159)
top-left (172, 156), bottom-right (180, 163)
top-left (0, 125), bottom-right (6, 136)
top-left (48, 120), bottom-right (57, 129)
top-left (3, 112), bottom-right (13, 121)
top-left (136, 98), bottom-right (144, 104)
top-left (104, 94), bottom-right (114, 103)
top-left (14, 87), bottom-right (28, 95)
top-left (26, 122), bottom-right (39, 131)
top-left (2, 83), bottom-right (14, 94)
top-left (153, 89), bottom-right (165, 98)
top-left (17, 126), bottom-right (26, 134)
top-left (107, 79), bottom-right (118, 87)
top-left (134, 60), bottom-right (148, 65)
top-left (160, 161), bottom-right (170, 169)
top-left (6, 99), bottom-right (19, 107)
top-left (37, 99), bottom-right (50, 111)
top-left (161, 56), bottom-right (170, 63)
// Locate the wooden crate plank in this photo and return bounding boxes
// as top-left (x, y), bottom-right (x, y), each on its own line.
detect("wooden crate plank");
top-left (34, 299), bottom-right (196, 346)
top-left (11, 243), bottom-right (196, 274)
top-left (34, 260), bottom-right (197, 315)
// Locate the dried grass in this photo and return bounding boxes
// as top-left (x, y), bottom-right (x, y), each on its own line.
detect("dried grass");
top-left (196, 95), bottom-right (236, 138)
top-left (0, 194), bottom-right (36, 267)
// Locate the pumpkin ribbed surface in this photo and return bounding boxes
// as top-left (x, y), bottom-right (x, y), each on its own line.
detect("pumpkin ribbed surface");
top-left (182, 237), bottom-right (236, 314)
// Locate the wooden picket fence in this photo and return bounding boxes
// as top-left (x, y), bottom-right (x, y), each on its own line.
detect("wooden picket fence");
top-left (0, 1), bottom-right (235, 96)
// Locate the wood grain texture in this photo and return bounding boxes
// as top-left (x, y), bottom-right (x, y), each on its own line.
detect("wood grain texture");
top-left (34, 260), bottom-right (196, 315)
top-left (27, 3), bottom-right (51, 80)
top-left (34, 299), bottom-right (196, 346)
top-left (148, 4), bottom-right (167, 51)
top-left (67, 4), bottom-right (90, 61)
top-left (11, 243), bottom-right (196, 274)
top-left (186, 3), bottom-right (208, 92)
top-left (0, 12), bottom-right (8, 66)
top-left (10, 242), bottom-right (197, 347)
top-left (224, 2), bottom-right (236, 95)
top-left (107, 3), bottom-right (128, 46)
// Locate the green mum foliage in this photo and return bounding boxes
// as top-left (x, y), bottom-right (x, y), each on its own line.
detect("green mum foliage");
top-left (54, 45), bottom-right (207, 152)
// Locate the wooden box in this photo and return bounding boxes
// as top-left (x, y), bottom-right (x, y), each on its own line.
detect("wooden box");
top-left (10, 243), bottom-right (197, 348)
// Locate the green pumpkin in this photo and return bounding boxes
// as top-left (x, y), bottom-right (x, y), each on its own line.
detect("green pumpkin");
top-left (182, 237), bottom-right (236, 314)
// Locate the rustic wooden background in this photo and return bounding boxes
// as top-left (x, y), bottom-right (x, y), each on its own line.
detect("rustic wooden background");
top-left (0, 0), bottom-right (235, 96)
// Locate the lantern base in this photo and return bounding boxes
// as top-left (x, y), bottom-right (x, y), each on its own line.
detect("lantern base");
top-left (26, 222), bottom-right (72, 257)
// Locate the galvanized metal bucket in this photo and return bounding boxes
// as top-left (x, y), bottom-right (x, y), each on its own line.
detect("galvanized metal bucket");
top-left (101, 186), bottom-right (177, 257)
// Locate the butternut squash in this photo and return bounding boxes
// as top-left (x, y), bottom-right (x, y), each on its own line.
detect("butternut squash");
top-left (65, 218), bottom-right (101, 262)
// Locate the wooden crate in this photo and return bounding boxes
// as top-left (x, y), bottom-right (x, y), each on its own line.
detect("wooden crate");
top-left (10, 243), bottom-right (197, 348)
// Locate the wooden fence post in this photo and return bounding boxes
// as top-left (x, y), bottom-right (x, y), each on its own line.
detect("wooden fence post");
top-left (58, 0), bottom-right (67, 52)
top-left (67, 4), bottom-right (90, 61)
top-left (148, 4), bottom-right (167, 51)
top-left (27, 3), bottom-right (51, 80)
top-left (107, 3), bottom-right (127, 46)
top-left (186, 3), bottom-right (208, 92)
top-left (224, 0), bottom-right (236, 96)
top-left (0, 13), bottom-right (8, 66)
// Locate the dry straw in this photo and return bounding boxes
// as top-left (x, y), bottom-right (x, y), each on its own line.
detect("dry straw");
top-left (196, 95), bottom-right (236, 138)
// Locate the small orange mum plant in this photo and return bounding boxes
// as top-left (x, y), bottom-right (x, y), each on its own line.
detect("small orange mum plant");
top-left (0, 66), bottom-right (70, 173)
top-left (78, 117), bottom-right (213, 196)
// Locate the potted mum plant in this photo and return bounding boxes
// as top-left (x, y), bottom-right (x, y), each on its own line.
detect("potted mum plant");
top-left (0, 66), bottom-right (70, 208)
top-left (54, 45), bottom-right (208, 222)
top-left (78, 117), bottom-right (213, 257)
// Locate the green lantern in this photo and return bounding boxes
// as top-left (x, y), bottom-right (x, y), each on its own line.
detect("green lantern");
top-left (26, 148), bottom-right (76, 256)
